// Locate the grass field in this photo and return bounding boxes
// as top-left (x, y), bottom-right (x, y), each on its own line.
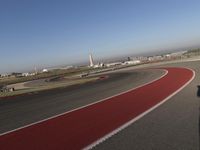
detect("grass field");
top-left (0, 66), bottom-right (102, 86)
top-left (0, 77), bottom-right (98, 98)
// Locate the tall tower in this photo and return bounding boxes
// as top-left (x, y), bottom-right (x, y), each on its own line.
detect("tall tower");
top-left (89, 54), bottom-right (94, 67)
top-left (34, 66), bottom-right (38, 74)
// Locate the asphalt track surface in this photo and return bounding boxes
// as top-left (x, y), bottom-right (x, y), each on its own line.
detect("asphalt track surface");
top-left (0, 67), bottom-right (194, 150)
top-left (0, 70), bottom-right (164, 134)
top-left (95, 61), bottom-right (200, 150)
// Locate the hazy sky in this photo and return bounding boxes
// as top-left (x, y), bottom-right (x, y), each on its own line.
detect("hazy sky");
top-left (1, 0), bottom-right (200, 73)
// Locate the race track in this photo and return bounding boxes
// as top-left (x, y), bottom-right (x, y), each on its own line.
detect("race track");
top-left (0, 67), bottom-right (194, 150)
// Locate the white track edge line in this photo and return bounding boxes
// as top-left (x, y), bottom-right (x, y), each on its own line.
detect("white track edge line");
top-left (83, 68), bottom-right (195, 150)
top-left (0, 69), bottom-right (168, 136)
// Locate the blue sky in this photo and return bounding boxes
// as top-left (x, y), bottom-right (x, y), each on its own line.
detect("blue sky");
top-left (1, 0), bottom-right (200, 73)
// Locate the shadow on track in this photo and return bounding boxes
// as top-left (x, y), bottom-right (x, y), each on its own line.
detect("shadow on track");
top-left (197, 85), bottom-right (200, 150)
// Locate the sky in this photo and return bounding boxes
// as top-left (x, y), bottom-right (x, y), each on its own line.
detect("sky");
top-left (1, 0), bottom-right (200, 73)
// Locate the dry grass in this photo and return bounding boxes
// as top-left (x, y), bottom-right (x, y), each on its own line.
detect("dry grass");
top-left (0, 77), bottom-right (98, 98)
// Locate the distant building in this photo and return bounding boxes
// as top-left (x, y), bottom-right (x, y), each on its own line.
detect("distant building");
top-left (0, 74), bottom-right (9, 78)
top-left (93, 62), bottom-right (105, 68)
top-left (148, 56), bottom-right (153, 61)
top-left (21, 72), bottom-right (36, 77)
top-left (147, 55), bottom-right (163, 61)
top-left (11, 72), bottom-right (23, 77)
top-left (106, 62), bottom-right (122, 67)
top-left (63, 66), bottom-right (74, 69)
top-left (123, 60), bottom-right (141, 65)
top-left (42, 69), bottom-right (48, 73)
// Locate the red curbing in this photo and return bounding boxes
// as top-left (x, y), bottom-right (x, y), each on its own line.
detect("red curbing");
top-left (0, 67), bottom-right (194, 150)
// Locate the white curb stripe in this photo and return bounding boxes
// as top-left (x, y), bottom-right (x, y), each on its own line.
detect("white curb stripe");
top-left (83, 68), bottom-right (195, 150)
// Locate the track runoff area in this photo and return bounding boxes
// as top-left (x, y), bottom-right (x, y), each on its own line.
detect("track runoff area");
top-left (0, 67), bottom-right (195, 150)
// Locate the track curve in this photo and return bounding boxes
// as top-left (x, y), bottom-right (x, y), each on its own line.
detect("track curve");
top-left (0, 67), bottom-right (194, 150)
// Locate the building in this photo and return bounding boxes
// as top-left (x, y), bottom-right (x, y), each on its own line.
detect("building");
top-left (0, 74), bottom-right (10, 78)
top-left (93, 62), bottom-right (105, 68)
top-left (42, 69), bottom-right (48, 73)
top-left (106, 62), bottom-right (122, 67)
top-left (11, 72), bottom-right (23, 77)
top-left (123, 60), bottom-right (141, 65)
top-left (21, 72), bottom-right (36, 77)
